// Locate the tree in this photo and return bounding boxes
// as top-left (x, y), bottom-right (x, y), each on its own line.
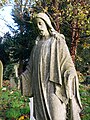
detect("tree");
top-left (0, 0), bottom-right (37, 79)
top-left (1, 0), bottom-right (89, 78)
top-left (70, 0), bottom-right (90, 62)
top-left (10, 0), bottom-right (38, 74)
top-left (0, 0), bottom-right (10, 7)
top-left (22, 0), bottom-right (90, 73)
top-left (0, 36), bottom-right (9, 65)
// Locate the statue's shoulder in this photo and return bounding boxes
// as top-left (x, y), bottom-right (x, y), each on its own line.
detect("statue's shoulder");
top-left (59, 34), bottom-right (65, 40)
top-left (52, 31), bottom-right (65, 43)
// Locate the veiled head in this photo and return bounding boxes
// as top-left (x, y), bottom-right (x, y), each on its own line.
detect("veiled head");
top-left (34, 13), bottom-right (55, 38)
top-left (36, 17), bottom-right (50, 37)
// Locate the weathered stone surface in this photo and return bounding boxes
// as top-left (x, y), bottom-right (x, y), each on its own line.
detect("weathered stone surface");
top-left (20, 13), bottom-right (82, 120)
top-left (0, 60), bottom-right (3, 88)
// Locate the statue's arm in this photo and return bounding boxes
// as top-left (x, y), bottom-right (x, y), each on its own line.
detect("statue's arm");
top-left (20, 52), bottom-right (33, 97)
top-left (57, 36), bottom-right (82, 108)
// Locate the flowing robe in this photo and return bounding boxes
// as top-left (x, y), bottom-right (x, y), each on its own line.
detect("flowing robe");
top-left (21, 34), bottom-right (82, 120)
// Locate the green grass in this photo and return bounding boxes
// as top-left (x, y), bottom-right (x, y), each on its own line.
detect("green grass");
top-left (0, 87), bottom-right (30, 120)
top-left (0, 83), bottom-right (90, 120)
top-left (80, 84), bottom-right (90, 120)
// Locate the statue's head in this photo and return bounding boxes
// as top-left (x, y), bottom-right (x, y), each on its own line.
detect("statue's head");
top-left (34, 13), bottom-right (55, 37)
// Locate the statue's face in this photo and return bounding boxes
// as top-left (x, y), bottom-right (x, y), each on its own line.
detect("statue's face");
top-left (36, 18), bottom-right (49, 37)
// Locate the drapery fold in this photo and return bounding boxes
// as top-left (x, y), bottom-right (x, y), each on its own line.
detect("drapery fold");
top-left (20, 34), bottom-right (82, 120)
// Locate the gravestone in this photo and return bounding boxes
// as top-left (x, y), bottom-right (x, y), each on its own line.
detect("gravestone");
top-left (0, 60), bottom-right (3, 88)
top-left (10, 63), bottom-right (20, 88)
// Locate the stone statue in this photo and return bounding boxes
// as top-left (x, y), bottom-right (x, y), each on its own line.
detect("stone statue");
top-left (20, 12), bottom-right (82, 120)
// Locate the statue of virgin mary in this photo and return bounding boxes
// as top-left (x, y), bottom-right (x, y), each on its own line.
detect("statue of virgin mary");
top-left (20, 12), bottom-right (82, 120)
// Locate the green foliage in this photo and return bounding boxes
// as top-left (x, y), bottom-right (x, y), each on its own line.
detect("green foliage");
top-left (0, 87), bottom-right (30, 119)
top-left (2, 26), bottom-right (37, 78)
top-left (2, 31), bottom-right (35, 63)
top-left (0, 1), bottom-right (89, 119)
top-left (77, 71), bottom-right (85, 83)
top-left (76, 38), bottom-right (90, 74)
top-left (80, 84), bottom-right (90, 120)
top-left (0, 0), bottom-right (10, 7)
top-left (1, 0), bottom-right (89, 76)
top-left (6, 108), bottom-right (21, 119)
top-left (0, 83), bottom-right (90, 120)
top-left (20, 105), bottom-right (30, 115)
top-left (4, 63), bottom-right (15, 80)
top-left (0, 37), bottom-right (9, 65)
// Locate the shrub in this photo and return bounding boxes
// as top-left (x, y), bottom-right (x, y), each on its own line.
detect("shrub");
top-left (0, 87), bottom-right (30, 120)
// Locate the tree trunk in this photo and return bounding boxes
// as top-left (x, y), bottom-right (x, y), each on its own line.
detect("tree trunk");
top-left (52, 0), bottom-right (60, 32)
top-left (70, 0), bottom-right (79, 63)
top-left (52, 0), bottom-right (57, 8)
top-left (18, 59), bottom-right (23, 76)
top-left (70, 19), bottom-right (79, 62)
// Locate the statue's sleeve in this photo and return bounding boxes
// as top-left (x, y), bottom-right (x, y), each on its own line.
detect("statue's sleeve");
top-left (20, 51), bottom-right (33, 97)
top-left (57, 35), bottom-right (82, 108)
